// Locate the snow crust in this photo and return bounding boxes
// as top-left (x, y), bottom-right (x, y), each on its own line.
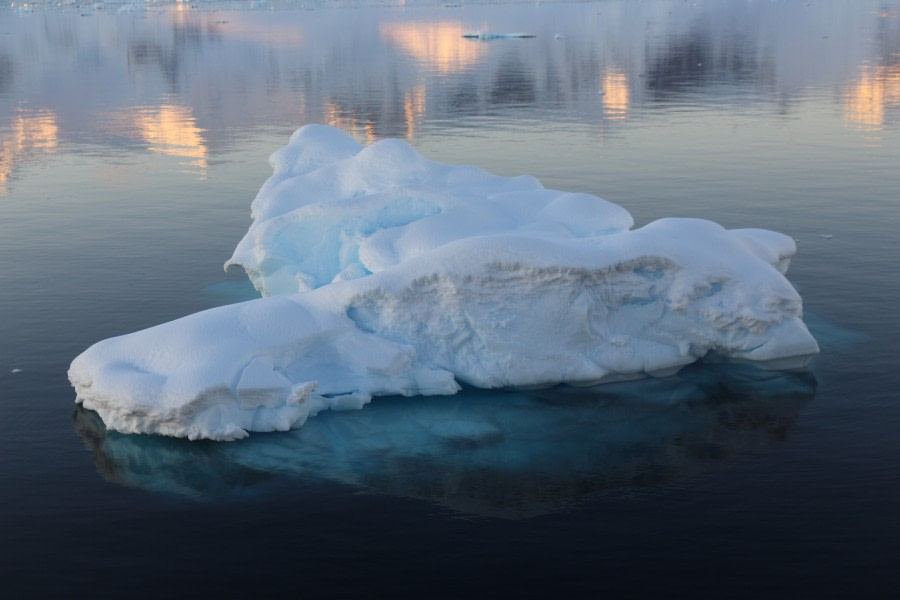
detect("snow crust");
top-left (69, 124), bottom-right (818, 441)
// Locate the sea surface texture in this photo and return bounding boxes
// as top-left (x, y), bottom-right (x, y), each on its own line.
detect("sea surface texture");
top-left (1, 1), bottom-right (898, 597)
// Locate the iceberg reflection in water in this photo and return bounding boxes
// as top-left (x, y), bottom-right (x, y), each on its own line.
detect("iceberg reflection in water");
top-left (74, 364), bottom-right (815, 518)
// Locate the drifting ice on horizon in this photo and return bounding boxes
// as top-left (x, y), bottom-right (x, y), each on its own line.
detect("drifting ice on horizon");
top-left (69, 125), bottom-right (819, 441)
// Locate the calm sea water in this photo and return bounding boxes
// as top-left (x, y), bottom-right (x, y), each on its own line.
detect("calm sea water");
top-left (1, 1), bottom-right (898, 596)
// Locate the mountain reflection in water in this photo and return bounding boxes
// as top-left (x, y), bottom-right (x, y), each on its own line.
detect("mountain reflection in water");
top-left (74, 364), bottom-right (815, 519)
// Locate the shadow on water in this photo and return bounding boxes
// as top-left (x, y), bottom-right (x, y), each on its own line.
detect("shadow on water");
top-left (73, 363), bottom-right (816, 519)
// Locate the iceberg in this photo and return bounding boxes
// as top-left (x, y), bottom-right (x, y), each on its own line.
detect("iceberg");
top-left (69, 125), bottom-right (818, 441)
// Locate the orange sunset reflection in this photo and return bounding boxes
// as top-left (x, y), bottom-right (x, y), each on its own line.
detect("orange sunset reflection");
top-left (601, 68), bottom-right (630, 121)
top-left (0, 108), bottom-right (59, 195)
top-left (381, 21), bottom-right (487, 75)
top-left (325, 101), bottom-right (378, 145)
top-left (403, 83), bottom-right (427, 140)
top-left (843, 64), bottom-right (900, 130)
top-left (133, 104), bottom-right (208, 173)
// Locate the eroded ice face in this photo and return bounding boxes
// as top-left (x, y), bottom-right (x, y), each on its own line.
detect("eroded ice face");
top-left (69, 125), bottom-right (818, 441)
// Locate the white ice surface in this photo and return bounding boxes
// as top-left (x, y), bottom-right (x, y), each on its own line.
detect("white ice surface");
top-left (70, 125), bottom-right (818, 440)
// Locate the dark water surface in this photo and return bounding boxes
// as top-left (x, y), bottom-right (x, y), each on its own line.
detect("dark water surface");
top-left (1, 1), bottom-right (898, 596)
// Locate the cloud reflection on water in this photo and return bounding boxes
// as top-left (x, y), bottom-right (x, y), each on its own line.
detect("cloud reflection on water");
top-left (2, 1), bottom-right (898, 191)
top-left (74, 364), bottom-right (816, 519)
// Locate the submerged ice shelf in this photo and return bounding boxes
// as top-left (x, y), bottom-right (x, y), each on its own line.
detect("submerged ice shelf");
top-left (74, 366), bottom-right (816, 517)
top-left (69, 125), bottom-right (819, 441)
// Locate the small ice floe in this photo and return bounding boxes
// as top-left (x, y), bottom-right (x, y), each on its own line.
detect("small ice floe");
top-left (819, 234), bottom-right (833, 239)
top-left (11, 369), bottom-right (22, 374)
top-left (554, 34), bottom-right (566, 40)
top-left (462, 32), bottom-right (536, 41)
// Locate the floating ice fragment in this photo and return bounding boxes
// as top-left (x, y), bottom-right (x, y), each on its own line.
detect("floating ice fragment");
top-left (819, 234), bottom-right (833, 239)
top-left (462, 32), bottom-right (536, 40)
top-left (70, 125), bottom-right (819, 441)
top-left (11, 369), bottom-right (22, 373)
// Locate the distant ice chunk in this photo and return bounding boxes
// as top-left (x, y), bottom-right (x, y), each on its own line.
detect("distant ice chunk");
top-left (69, 125), bottom-right (818, 441)
top-left (462, 32), bottom-right (536, 40)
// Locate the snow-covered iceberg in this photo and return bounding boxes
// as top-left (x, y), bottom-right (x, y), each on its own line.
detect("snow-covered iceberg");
top-left (69, 125), bottom-right (818, 441)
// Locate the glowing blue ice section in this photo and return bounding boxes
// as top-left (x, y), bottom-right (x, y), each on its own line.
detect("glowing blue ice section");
top-left (69, 125), bottom-right (818, 440)
top-left (73, 365), bottom-right (816, 518)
